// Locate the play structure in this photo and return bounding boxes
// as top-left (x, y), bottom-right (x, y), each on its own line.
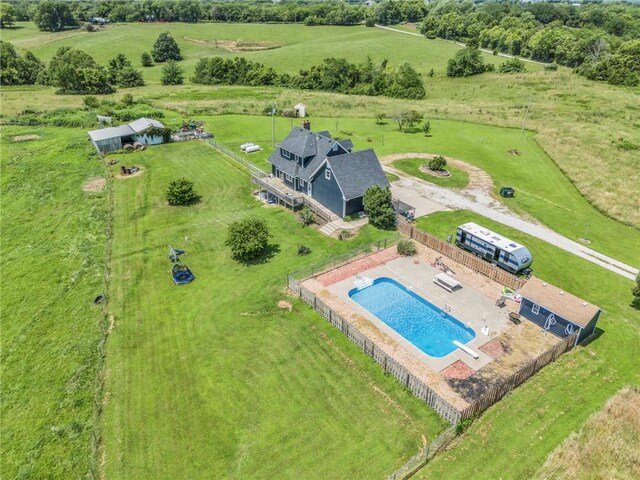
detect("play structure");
top-left (169, 245), bottom-right (194, 285)
top-left (455, 222), bottom-right (533, 274)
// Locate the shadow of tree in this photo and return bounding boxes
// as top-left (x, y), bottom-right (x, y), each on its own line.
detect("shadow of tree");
top-left (239, 243), bottom-right (281, 266)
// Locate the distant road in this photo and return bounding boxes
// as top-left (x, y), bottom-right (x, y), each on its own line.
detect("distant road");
top-left (375, 25), bottom-right (547, 66)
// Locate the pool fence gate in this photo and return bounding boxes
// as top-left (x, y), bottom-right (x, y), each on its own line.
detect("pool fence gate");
top-left (396, 217), bottom-right (527, 291)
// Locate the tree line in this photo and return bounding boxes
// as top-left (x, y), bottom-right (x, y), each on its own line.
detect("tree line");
top-left (417, 1), bottom-right (640, 86)
top-left (191, 56), bottom-right (426, 99)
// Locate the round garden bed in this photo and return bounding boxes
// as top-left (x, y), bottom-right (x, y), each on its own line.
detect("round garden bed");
top-left (419, 164), bottom-right (451, 178)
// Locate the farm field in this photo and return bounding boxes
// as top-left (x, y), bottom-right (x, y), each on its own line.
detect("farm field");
top-left (411, 211), bottom-right (640, 479)
top-left (534, 386), bottom-right (640, 480)
top-left (205, 114), bottom-right (639, 267)
top-left (0, 127), bottom-right (108, 479)
top-left (102, 140), bottom-right (446, 479)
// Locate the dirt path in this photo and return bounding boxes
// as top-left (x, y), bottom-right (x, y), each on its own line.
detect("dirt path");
top-left (382, 153), bottom-right (639, 280)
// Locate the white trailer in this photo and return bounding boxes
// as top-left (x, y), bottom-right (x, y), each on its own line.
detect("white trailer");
top-left (455, 222), bottom-right (533, 274)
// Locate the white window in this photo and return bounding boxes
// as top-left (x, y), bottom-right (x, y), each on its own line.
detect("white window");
top-left (532, 303), bottom-right (540, 315)
top-left (285, 174), bottom-right (293, 182)
top-left (325, 169), bottom-right (331, 180)
top-left (281, 149), bottom-right (291, 159)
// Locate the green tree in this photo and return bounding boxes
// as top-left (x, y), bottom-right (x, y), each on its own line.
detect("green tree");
top-left (47, 47), bottom-right (115, 94)
top-left (364, 185), bottom-right (396, 229)
top-left (141, 51), bottom-right (153, 67)
top-left (403, 110), bottom-right (424, 130)
top-left (108, 53), bottom-right (145, 87)
top-left (499, 57), bottom-right (526, 74)
top-left (447, 47), bottom-right (490, 77)
top-left (632, 273), bottom-right (640, 308)
top-left (152, 32), bottom-right (182, 62)
top-left (161, 60), bottom-right (184, 85)
top-left (165, 178), bottom-right (199, 206)
top-left (83, 95), bottom-right (100, 109)
top-left (225, 217), bottom-right (271, 262)
top-left (384, 62), bottom-right (425, 99)
top-left (0, 2), bottom-right (16, 28)
top-left (33, 0), bottom-right (77, 32)
top-left (422, 120), bottom-right (431, 136)
top-left (0, 41), bottom-right (44, 85)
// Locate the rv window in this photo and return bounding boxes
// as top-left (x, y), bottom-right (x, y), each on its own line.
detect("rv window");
top-left (532, 304), bottom-right (540, 315)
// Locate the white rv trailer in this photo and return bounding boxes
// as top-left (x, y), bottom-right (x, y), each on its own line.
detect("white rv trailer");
top-left (455, 222), bottom-right (533, 274)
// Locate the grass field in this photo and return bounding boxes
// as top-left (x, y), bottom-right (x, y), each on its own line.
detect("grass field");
top-left (392, 157), bottom-right (470, 189)
top-left (409, 211), bottom-right (640, 479)
top-left (2, 22), bottom-right (510, 85)
top-left (1, 23), bottom-right (638, 226)
top-left (102, 140), bottom-right (446, 479)
top-left (205, 114), bottom-right (639, 267)
top-left (0, 127), bottom-right (108, 479)
top-left (533, 386), bottom-right (640, 480)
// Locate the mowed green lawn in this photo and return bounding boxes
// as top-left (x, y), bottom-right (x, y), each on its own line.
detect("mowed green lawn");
top-left (411, 211), bottom-right (640, 479)
top-left (205, 114), bottom-right (639, 267)
top-left (103, 140), bottom-right (446, 479)
top-left (0, 127), bottom-right (108, 479)
top-left (3, 21), bottom-right (516, 85)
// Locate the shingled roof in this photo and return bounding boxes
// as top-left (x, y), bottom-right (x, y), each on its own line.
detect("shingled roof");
top-left (327, 149), bottom-right (390, 200)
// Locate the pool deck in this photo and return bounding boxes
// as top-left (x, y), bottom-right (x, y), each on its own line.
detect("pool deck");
top-left (326, 256), bottom-right (512, 373)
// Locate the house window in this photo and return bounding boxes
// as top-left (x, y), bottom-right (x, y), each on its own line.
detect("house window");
top-left (532, 303), bottom-right (540, 315)
top-left (281, 149), bottom-right (291, 159)
top-left (285, 174), bottom-right (293, 182)
top-left (325, 169), bottom-right (331, 180)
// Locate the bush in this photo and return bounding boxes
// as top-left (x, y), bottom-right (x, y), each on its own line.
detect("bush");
top-left (544, 63), bottom-right (558, 71)
top-left (83, 96), bottom-right (100, 109)
top-left (447, 47), bottom-right (489, 77)
top-left (428, 155), bottom-right (447, 171)
top-left (632, 273), bottom-right (640, 308)
top-left (225, 217), bottom-right (271, 262)
top-left (297, 244), bottom-right (311, 255)
top-left (299, 207), bottom-right (314, 226)
top-left (120, 93), bottom-right (134, 106)
top-left (141, 52), bottom-right (153, 67)
top-left (161, 60), bottom-right (184, 85)
top-left (165, 177), bottom-right (198, 205)
top-left (397, 239), bottom-right (416, 256)
top-left (422, 120), bottom-right (431, 136)
top-left (338, 229), bottom-right (352, 241)
top-left (364, 185), bottom-right (396, 230)
top-left (499, 58), bottom-right (526, 74)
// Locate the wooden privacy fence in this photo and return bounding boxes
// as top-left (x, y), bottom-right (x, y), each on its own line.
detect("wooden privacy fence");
top-left (397, 217), bottom-right (527, 291)
top-left (288, 275), bottom-right (464, 425)
top-left (460, 330), bottom-right (578, 421)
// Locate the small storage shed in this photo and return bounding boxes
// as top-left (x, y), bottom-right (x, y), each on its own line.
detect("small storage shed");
top-left (88, 117), bottom-right (165, 154)
top-left (518, 277), bottom-right (601, 345)
top-left (294, 103), bottom-right (306, 118)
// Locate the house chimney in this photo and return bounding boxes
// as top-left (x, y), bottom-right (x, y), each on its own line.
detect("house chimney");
top-left (302, 120), bottom-right (311, 130)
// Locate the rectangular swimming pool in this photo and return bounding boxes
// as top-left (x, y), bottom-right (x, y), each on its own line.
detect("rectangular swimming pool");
top-left (349, 277), bottom-right (476, 358)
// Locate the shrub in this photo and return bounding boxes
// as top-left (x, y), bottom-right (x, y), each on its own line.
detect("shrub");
top-left (141, 51), bottom-right (153, 67)
top-left (447, 47), bottom-right (489, 77)
top-left (632, 273), bottom-right (640, 308)
top-left (428, 155), bottom-right (447, 171)
top-left (83, 95), bottom-right (100, 109)
top-left (299, 207), bottom-right (314, 226)
top-left (161, 60), bottom-right (184, 85)
top-left (499, 58), bottom-right (526, 74)
top-left (544, 63), bottom-right (558, 71)
top-left (120, 93), bottom-right (134, 106)
top-left (422, 120), bottom-right (431, 136)
top-left (297, 244), bottom-right (311, 255)
top-left (338, 230), bottom-right (352, 241)
top-left (165, 177), bottom-right (198, 205)
top-left (225, 217), bottom-right (271, 262)
top-left (397, 239), bottom-right (416, 256)
top-left (364, 185), bottom-right (396, 230)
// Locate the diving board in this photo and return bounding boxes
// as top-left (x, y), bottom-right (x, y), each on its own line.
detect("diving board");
top-left (453, 340), bottom-right (479, 359)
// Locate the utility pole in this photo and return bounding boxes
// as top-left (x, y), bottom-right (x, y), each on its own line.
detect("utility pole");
top-left (271, 103), bottom-right (276, 148)
top-left (521, 93), bottom-right (533, 133)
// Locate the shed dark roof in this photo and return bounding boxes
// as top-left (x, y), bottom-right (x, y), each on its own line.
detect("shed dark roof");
top-left (327, 149), bottom-right (390, 200)
top-left (519, 277), bottom-right (600, 327)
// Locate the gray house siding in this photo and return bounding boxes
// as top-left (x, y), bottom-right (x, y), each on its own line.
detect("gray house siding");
top-left (311, 164), bottom-right (344, 216)
top-left (345, 197), bottom-right (364, 216)
top-left (519, 298), bottom-right (595, 342)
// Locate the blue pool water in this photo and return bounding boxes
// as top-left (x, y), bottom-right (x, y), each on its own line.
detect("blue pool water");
top-left (349, 277), bottom-right (476, 358)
